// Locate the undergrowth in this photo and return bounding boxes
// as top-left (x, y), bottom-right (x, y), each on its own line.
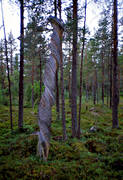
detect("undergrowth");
top-left (0, 98), bottom-right (123, 179)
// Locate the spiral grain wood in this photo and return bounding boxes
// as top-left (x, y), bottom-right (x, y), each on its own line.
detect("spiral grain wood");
top-left (37, 16), bottom-right (64, 161)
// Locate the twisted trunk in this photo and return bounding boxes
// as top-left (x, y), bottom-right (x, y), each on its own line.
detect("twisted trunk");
top-left (37, 16), bottom-right (64, 161)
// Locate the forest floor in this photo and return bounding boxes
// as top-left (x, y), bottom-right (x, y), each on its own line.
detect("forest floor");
top-left (0, 98), bottom-right (123, 180)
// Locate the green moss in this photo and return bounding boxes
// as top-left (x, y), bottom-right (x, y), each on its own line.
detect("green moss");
top-left (71, 141), bottom-right (88, 152)
top-left (0, 101), bottom-right (123, 179)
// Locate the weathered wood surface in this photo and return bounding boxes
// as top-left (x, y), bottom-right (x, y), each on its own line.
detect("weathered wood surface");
top-left (37, 16), bottom-right (64, 161)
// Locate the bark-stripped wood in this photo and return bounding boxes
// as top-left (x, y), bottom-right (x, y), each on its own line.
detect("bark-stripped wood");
top-left (37, 16), bottom-right (64, 161)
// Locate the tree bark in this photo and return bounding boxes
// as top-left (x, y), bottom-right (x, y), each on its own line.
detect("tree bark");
top-left (38, 16), bottom-right (64, 160)
top-left (54, 0), bottom-right (60, 120)
top-left (60, 39), bottom-right (67, 140)
top-left (77, 0), bottom-right (87, 138)
top-left (71, 0), bottom-right (78, 137)
top-left (58, 0), bottom-right (61, 19)
top-left (0, 45), bottom-right (5, 89)
top-left (10, 43), bottom-right (13, 75)
top-left (18, 0), bottom-right (24, 130)
top-left (112, 0), bottom-right (119, 128)
top-left (107, 53), bottom-right (110, 107)
top-left (58, 0), bottom-right (67, 140)
top-left (110, 50), bottom-right (113, 108)
top-left (110, 19), bottom-right (114, 109)
top-left (54, 0), bottom-right (57, 17)
top-left (102, 51), bottom-right (104, 105)
top-left (55, 70), bottom-right (60, 119)
top-left (85, 48), bottom-right (88, 104)
top-left (93, 67), bottom-right (97, 105)
top-left (68, 42), bottom-right (71, 106)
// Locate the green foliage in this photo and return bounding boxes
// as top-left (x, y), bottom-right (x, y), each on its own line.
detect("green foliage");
top-left (24, 81), bottom-right (45, 107)
top-left (0, 99), bottom-right (123, 179)
top-left (0, 88), bottom-right (9, 105)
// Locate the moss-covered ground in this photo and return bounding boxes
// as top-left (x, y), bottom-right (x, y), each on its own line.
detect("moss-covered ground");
top-left (0, 98), bottom-right (123, 179)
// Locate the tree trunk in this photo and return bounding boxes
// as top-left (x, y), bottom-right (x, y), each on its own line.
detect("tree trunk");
top-left (54, 0), bottom-right (60, 120)
top-left (109, 51), bottom-right (113, 108)
top-left (54, 0), bottom-right (57, 17)
top-left (10, 43), bottom-right (13, 75)
top-left (1, 0), bottom-right (13, 130)
top-left (107, 54), bottom-right (110, 107)
top-left (60, 41), bottom-right (67, 140)
top-left (55, 70), bottom-right (60, 119)
top-left (85, 48), bottom-right (88, 103)
top-left (68, 42), bottom-right (71, 106)
top-left (38, 16), bottom-right (64, 160)
top-left (71, 0), bottom-right (78, 137)
top-left (106, 86), bottom-right (109, 106)
top-left (77, 0), bottom-right (87, 138)
top-left (58, 0), bottom-right (67, 140)
top-left (0, 47), bottom-right (5, 89)
top-left (93, 67), bottom-right (97, 105)
top-left (58, 0), bottom-right (61, 19)
top-left (18, 0), bottom-right (24, 130)
top-left (102, 51), bottom-right (104, 105)
top-left (112, 0), bottom-right (119, 128)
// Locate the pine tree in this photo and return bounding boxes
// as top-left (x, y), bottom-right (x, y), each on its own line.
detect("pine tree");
top-left (0, 40), bottom-right (5, 90)
top-left (58, 0), bottom-right (67, 140)
top-left (77, 0), bottom-right (87, 138)
top-left (54, 0), bottom-right (60, 120)
top-left (112, 0), bottom-right (119, 128)
top-left (71, 0), bottom-right (78, 137)
top-left (18, 0), bottom-right (24, 130)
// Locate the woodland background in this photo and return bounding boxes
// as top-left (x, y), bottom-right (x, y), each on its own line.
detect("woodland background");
top-left (0, 0), bottom-right (123, 179)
